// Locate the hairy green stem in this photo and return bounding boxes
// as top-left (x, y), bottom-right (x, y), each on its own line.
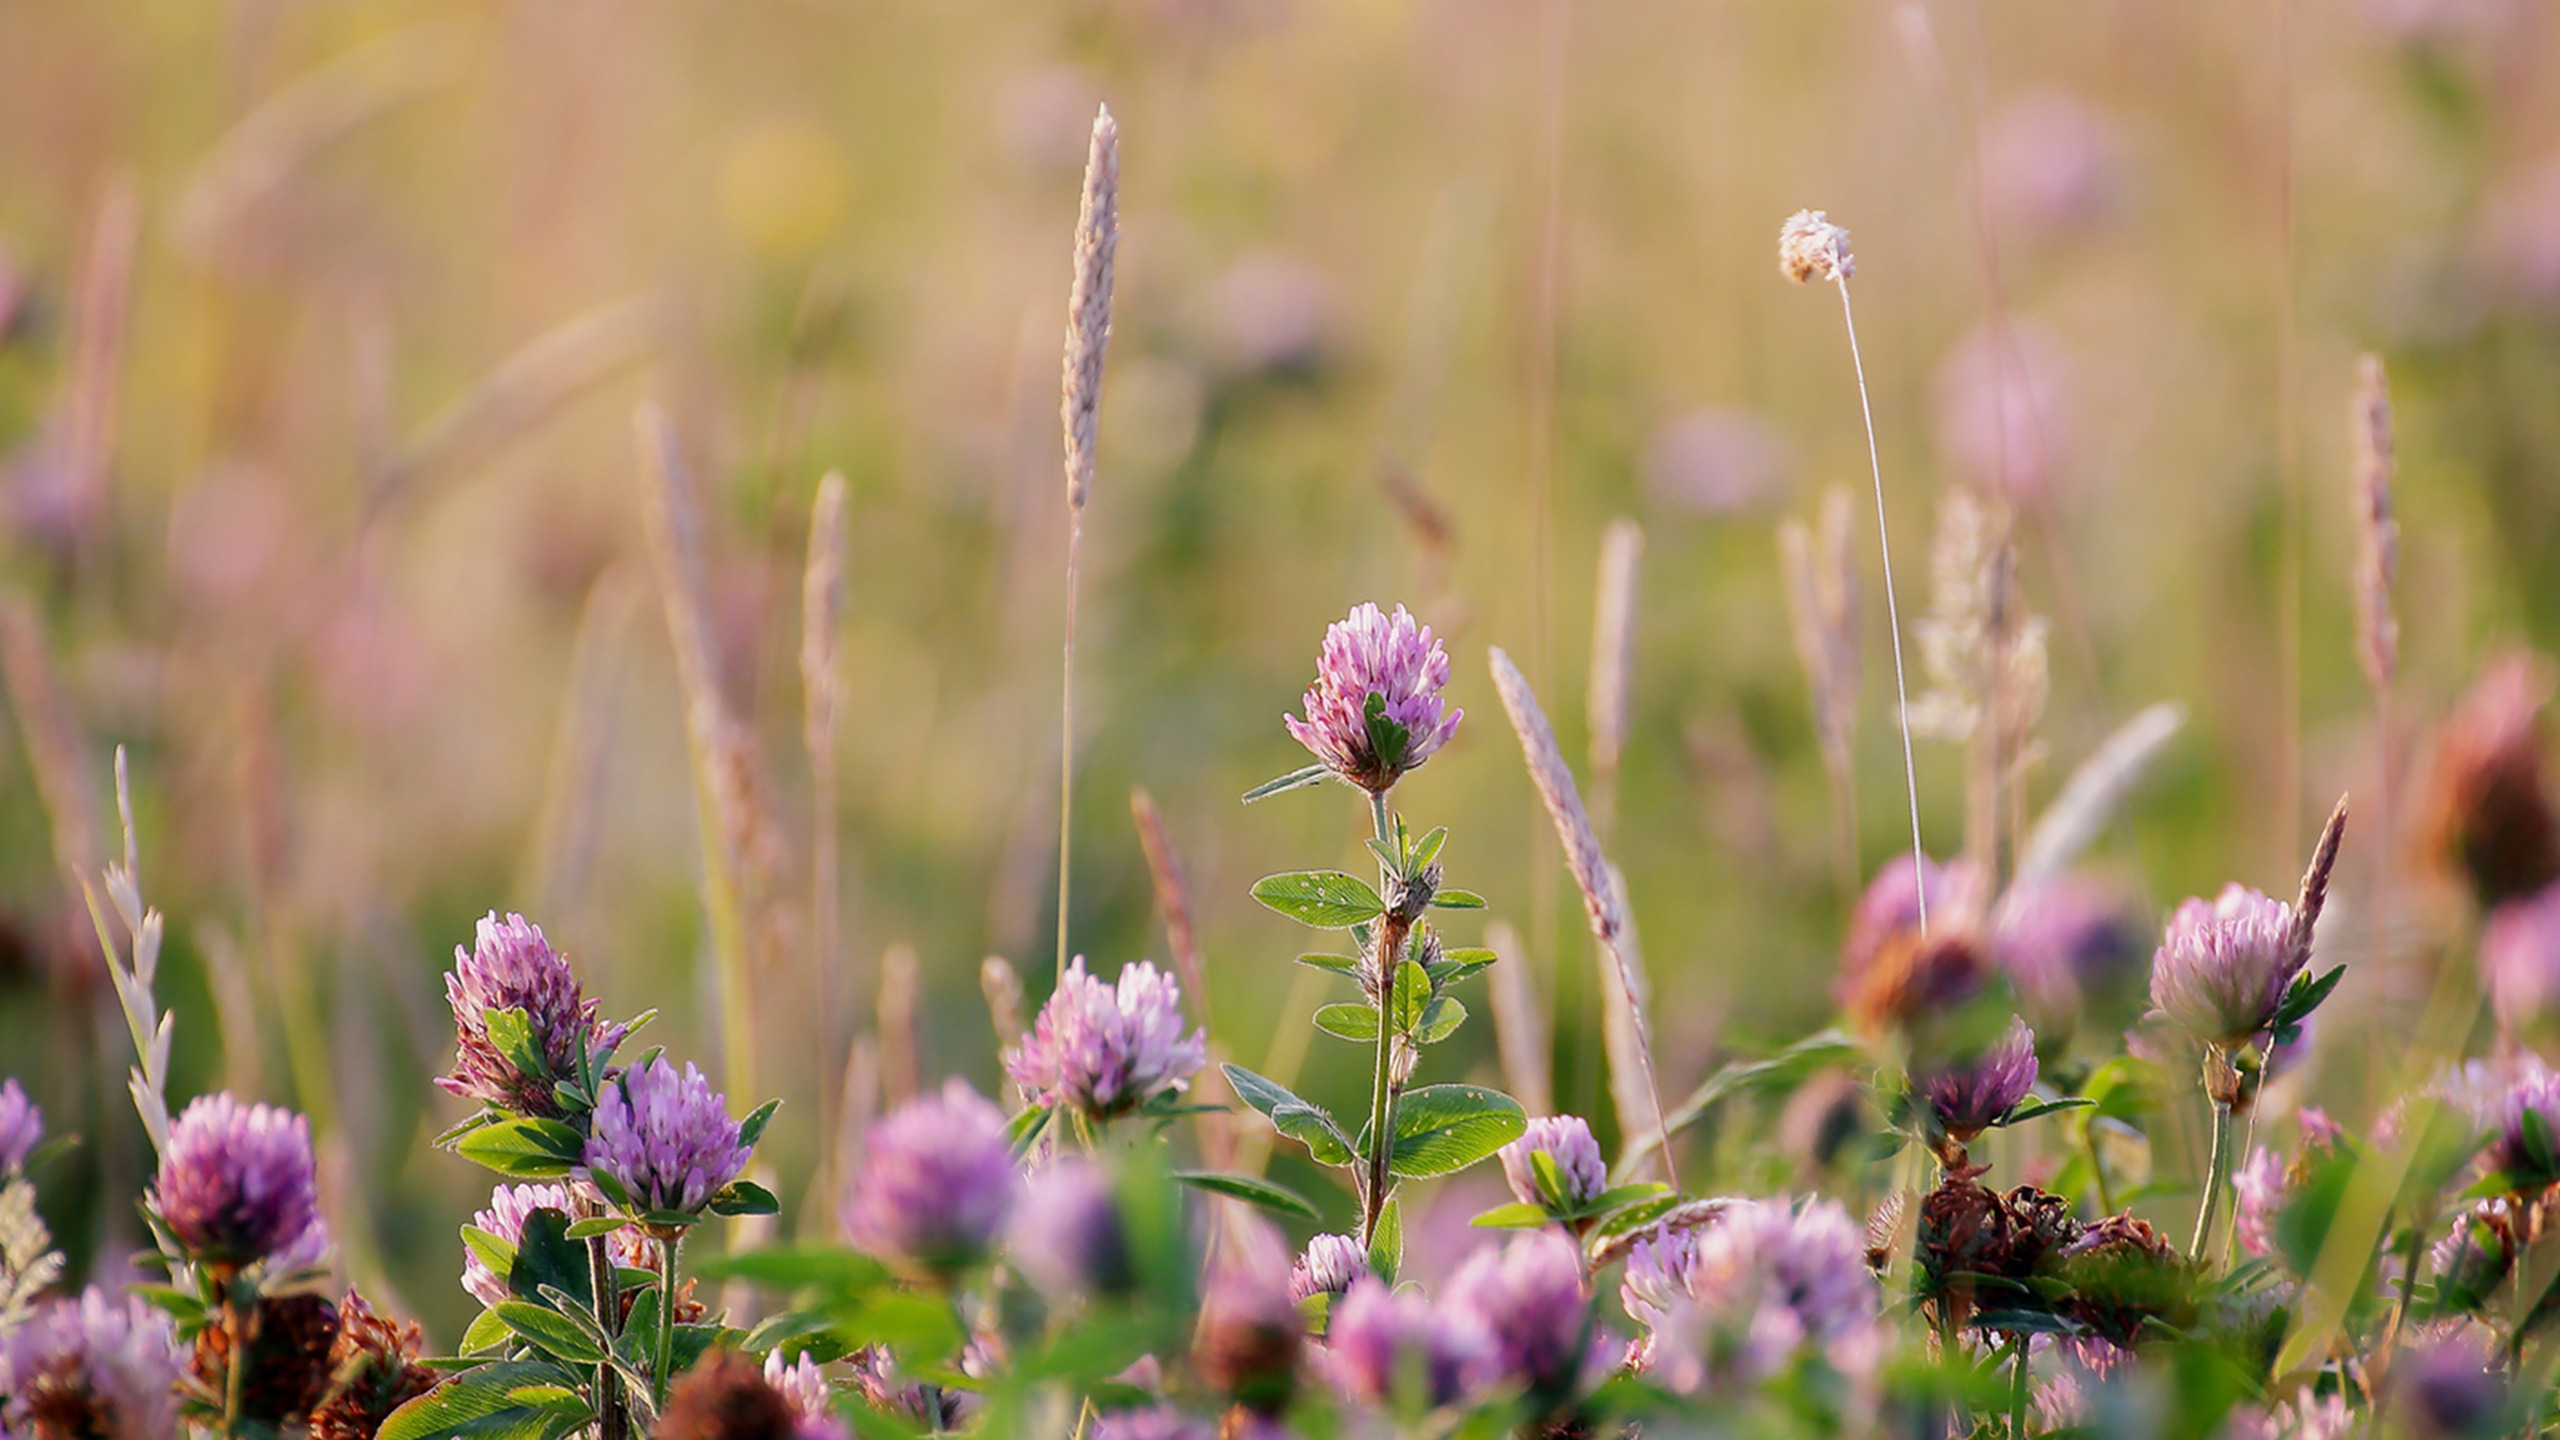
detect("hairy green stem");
top-left (589, 1232), bottom-right (627, 1440)
top-left (656, 1234), bottom-right (682, 1407)
top-left (2191, 1094), bottom-right (2234, 1264)
top-left (1358, 789), bottom-right (1400, 1251)
top-left (222, 1292), bottom-right (248, 1437)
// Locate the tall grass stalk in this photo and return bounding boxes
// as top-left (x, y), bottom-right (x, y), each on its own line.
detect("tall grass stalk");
top-left (2350, 355), bottom-right (2399, 895)
top-left (1056, 106), bottom-right (1120, 982)
top-left (1489, 646), bottom-right (1676, 1188)
top-left (634, 404), bottom-right (760, 1108)
top-left (1827, 256), bottom-right (1929, 930)
top-left (803, 471), bottom-right (851, 1193)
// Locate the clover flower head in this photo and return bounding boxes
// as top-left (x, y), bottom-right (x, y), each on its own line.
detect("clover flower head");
top-left (0, 1287), bottom-right (184, 1440)
top-left (763, 1350), bottom-right (832, 1424)
top-left (1922, 1017), bottom-right (2039, 1143)
top-left (153, 1092), bottom-right (322, 1267)
top-left (1289, 1233), bottom-right (1367, 1304)
top-left (842, 1079), bottom-right (1020, 1275)
top-left (1324, 1275), bottom-right (1497, 1410)
top-left (437, 912), bottom-right (629, 1117)
top-left (1636, 1198), bottom-right (1883, 1394)
top-left (309, 1290), bottom-right (437, 1440)
top-left (1498, 1115), bottom-right (1609, 1213)
top-left (1443, 1231), bottom-right (1593, 1398)
top-left (2481, 880), bottom-right (2560, 1038)
top-left (1992, 877), bottom-right (2140, 1022)
top-left (1283, 603), bottom-right (1462, 793)
top-left (582, 1057), bottom-right (751, 1218)
top-left (1192, 1224), bottom-right (1304, 1414)
top-left (2486, 1065), bottom-right (2560, 1189)
top-left (1003, 958), bottom-right (1205, 1119)
top-left (462, 1182), bottom-right (650, 1308)
top-left (2150, 884), bottom-right (2303, 1047)
top-left (1009, 1159), bottom-right (1132, 1296)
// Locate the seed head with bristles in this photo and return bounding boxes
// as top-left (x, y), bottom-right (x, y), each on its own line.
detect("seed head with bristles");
top-left (1780, 210), bottom-right (1855, 284)
top-left (2350, 354), bottom-right (2399, 695)
top-left (1061, 106), bottom-right (1120, 512)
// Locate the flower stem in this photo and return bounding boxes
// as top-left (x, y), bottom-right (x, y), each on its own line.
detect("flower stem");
top-left (589, 1232), bottom-right (627, 1440)
top-left (656, 1233), bottom-right (681, 1408)
top-left (222, 1293), bottom-right (248, 1437)
top-left (2191, 1094), bottom-right (2235, 1264)
top-left (1359, 789), bottom-right (1400, 1252)
top-left (1833, 275), bottom-right (1928, 933)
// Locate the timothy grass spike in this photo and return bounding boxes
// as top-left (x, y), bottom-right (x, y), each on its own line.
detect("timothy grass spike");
top-left (1489, 646), bottom-right (1676, 1188)
top-left (1056, 104), bottom-right (1120, 981)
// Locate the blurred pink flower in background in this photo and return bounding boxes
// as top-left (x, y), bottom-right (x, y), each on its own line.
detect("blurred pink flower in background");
top-left (1641, 408), bottom-right (1792, 516)
top-left (1934, 322), bottom-right (2075, 502)
top-left (1201, 251), bottom-right (1334, 376)
top-left (1979, 90), bottom-right (2128, 240)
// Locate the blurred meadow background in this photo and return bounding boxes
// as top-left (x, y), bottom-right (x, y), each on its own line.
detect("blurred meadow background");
top-left (1, 0), bottom-right (2558, 1343)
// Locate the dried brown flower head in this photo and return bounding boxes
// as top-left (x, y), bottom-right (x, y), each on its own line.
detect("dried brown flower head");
top-left (189, 1292), bottom-right (336, 1427)
top-left (1779, 210), bottom-right (1855, 284)
top-left (2054, 1213), bottom-right (2192, 1348)
top-left (309, 1289), bottom-right (436, 1440)
top-left (1915, 1172), bottom-right (2080, 1333)
top-left (659, 1350), bottom-right (797, 1440)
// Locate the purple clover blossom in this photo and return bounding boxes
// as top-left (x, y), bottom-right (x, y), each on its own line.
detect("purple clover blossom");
top-left (0, 1078), bottom-right (38, 1173)
top-left (763, 1350), bottom-right (832, 1423)
top-left (2486, 1066), bottom-right (2560, 1189)
top-left (2481, 880), bottom-right (2560, 1038)
top-left (842, 1079), bottom-right (1020, 1275)
top-left (2149, 884), bottom-right (2305, 1048)
top-left (582, 1058), bottom-right (751, 1218)
top-left (848, 1346), bottom-right (974, 1431)
top-left (1922, 1017), bottom-right (2039, 1143)
top-left (1283, 602), bottom-right (1463, 793)
top-left (1498, 1116), bottom-right (1609, 1213)
top-left (1003, 958), bottom-right (1205, 1120)
top-left (1323, 1275), bottom-right (1497, 1410)
top-left (462, 1183), bottom-right (650, 1308)
top-left (0, 1287), bottom-right (185, 1440)
top-left (2430, 1200), bottom-right (2518, 1313)
top-left (1009, 1159), bottom-right (1132, 1296)
top-left (1289, 1233), bottom-right (1367, 1303)
top-left (2395, 1332), bottom-right (2507, 1438)
top-left (152, 1092), bottom-right (321, 1268)
top-left (1442, 1231), bottom-right (1594, 1399)
top-left (1634, 1198), bottom-right (1883, 1395)
top-left (1991, 877), bottom-right (2141, 1023)
top-left (1192, 1223), bottom-right (1306, 1413)
top-left (1840, 854), bottom-right (1989, 984)
top-left (1619, 1229), bottom-right (1701, 1339)
top-left (437, 913), bottom-right (629, 1118)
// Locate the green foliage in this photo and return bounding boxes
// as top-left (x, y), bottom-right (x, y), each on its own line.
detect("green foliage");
top-left (1248, 871), bottom-right (1386, 929)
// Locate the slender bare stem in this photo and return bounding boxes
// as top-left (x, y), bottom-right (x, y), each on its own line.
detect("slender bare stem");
top-left (1833, 276), bottom-right (1929, 931)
